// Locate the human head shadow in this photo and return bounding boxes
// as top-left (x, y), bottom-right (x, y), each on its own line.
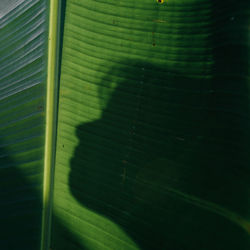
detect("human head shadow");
top-left (69, 59), bottom-right (249, 250)
top-left (69, 2), bottom-right (250, 249)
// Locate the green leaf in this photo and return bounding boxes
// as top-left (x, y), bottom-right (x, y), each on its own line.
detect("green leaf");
top-left (1, 0), bottom-right (250, 250)
top-left (0, 0), bottom-right (49, 249)
top-left (52, 0), bottom-right (250, 250)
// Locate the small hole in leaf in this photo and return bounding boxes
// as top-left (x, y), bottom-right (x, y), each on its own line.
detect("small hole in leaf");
top-left (157, 0), bottom-right (164, 4)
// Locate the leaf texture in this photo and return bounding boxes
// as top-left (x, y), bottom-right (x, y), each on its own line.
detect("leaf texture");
top-left (52, 0), bottom-right (250, 250)
top-left (0, 0), bottom-right (49, 249)
top-left (1, 0), bottom-right (250, 249)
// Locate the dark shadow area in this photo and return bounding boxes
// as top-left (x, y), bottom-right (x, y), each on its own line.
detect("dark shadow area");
top-left (67, 2), bottom-right (250, 250)
top-left (69, 58), bottom-right (249, 249)
top-left (0, 143), bottom-right (42, 249)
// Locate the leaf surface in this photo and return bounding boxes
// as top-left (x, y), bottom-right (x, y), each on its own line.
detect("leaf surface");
top-left (52, 0), bottom-right (250, 249)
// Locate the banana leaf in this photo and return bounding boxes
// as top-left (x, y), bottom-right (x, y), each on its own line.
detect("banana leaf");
top-left (0, 0), bottom-right (49, 249)
top-left (0, 0), bottom-right (249, 250)
top-left (51, 0), bottom-right (250, 250)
